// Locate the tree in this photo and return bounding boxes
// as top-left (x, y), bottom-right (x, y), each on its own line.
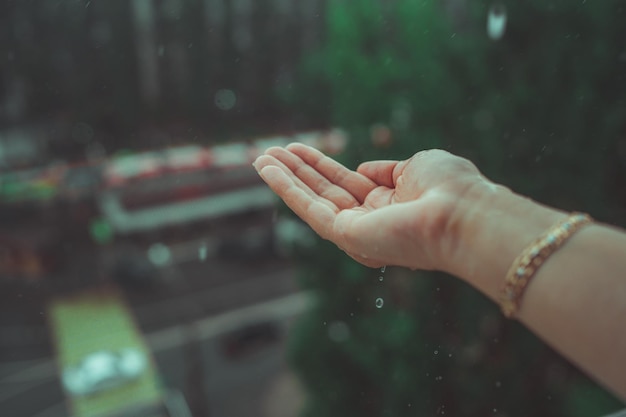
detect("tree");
top-left (286, 1), bottom-right (626, 416)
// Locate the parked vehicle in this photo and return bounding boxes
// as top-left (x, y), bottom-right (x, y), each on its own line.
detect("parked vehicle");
top-left (62, 348), bottom-right (148, 396)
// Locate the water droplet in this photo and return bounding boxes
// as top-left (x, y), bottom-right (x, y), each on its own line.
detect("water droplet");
top-left (328, 321), bottom-right (350, 342)
top-left (380, 265), bottom-right (386, 273)
top-left (434, 350), bottom-right (439, 355)
top-left (375, 298), bottom-right (384, 308)
top-left (148, 243), bottom-right (171, 266)
top-left (378, 276), bottom-right (384, 282)
top-left (487, 3), bottom-right (507, 41)
top-left (215, 89), bottom-right (237, 110)
top-left (198, 245), bottom-right (207, 261)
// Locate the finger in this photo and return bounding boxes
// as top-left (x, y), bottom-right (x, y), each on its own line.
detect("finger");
top-left (253, 155), bottom-right (338, 211)
top-left (285, 142), bottom-right (376, 204)
top-left (356, 160), bottom-right (399, 188)
top-left (257, 165), bottom-right (337, 240)
top-left (265, 146), bottom-right (360, 210)
top-left (254, 153), bottom-right (336, 211)
top-left (344, 251), bottom-right (385, 269)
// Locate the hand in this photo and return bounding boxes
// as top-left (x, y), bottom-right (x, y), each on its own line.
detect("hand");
top-left (253, 143), bottom-right (490, 271)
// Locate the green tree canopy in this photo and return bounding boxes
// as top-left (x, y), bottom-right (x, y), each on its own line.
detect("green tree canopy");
top-left (286, 1), bottom-right (626, 416)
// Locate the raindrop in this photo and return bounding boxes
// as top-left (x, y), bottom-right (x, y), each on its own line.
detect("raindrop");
top-left (198, 244), bottom-right (207, 261)
top-left (434, 350), bottom-right (439, 355)
top-left (487, 3), bottom-right (507, 41)
top-left (378, 276), bottom-right (384, 282)
top-left (375, 298), bottom-right (384, 308)
top-left (380, 265), bottom-right (386, 273)
top-left (215, 89), bottom-right (237, 110)
top-left (328, 321), bottom-right (350, 342)
top-left (148, 243), bottom-right (171, 266)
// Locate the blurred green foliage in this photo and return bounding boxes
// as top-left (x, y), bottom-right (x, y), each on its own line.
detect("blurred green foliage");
top-left (284, 1), bottom-right (626, 416)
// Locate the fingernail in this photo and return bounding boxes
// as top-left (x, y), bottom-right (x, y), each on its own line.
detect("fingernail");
top-left (257, 166), bottom-right (268, 181)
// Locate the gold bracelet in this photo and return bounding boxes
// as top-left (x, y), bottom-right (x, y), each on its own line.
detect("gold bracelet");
top-left (500, 212), bottom-right (593, 318)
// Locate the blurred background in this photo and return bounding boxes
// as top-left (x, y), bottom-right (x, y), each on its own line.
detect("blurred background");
top-left (1, 0), bottom-right (625, 416)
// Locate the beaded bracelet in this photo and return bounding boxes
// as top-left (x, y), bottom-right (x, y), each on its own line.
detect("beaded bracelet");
top-left (500, 212), bottom-right (593, 318)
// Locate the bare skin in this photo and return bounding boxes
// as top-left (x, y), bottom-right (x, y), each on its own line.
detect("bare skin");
top-left (253, 143), bottom-right (626, 400)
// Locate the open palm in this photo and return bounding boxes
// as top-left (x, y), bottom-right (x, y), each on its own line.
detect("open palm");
top-left (253, 143), bottom-right (485, 270)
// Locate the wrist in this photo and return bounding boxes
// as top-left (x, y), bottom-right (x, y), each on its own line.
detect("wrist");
top-left (443, 180), bottom-right (566, 301)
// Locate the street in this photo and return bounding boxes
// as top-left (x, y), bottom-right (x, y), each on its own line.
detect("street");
top-left (0, 255), bottom-right (309, 417)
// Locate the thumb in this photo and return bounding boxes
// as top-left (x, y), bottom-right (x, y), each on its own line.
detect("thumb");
top-left (356, 160), bottom-right (399, 188)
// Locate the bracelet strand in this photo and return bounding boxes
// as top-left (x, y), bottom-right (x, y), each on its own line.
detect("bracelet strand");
top-left (500, 212), bottom-right (593, 318)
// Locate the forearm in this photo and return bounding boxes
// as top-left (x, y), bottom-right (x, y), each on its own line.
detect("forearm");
top-left (447, 185), bottom-right (626, 400)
